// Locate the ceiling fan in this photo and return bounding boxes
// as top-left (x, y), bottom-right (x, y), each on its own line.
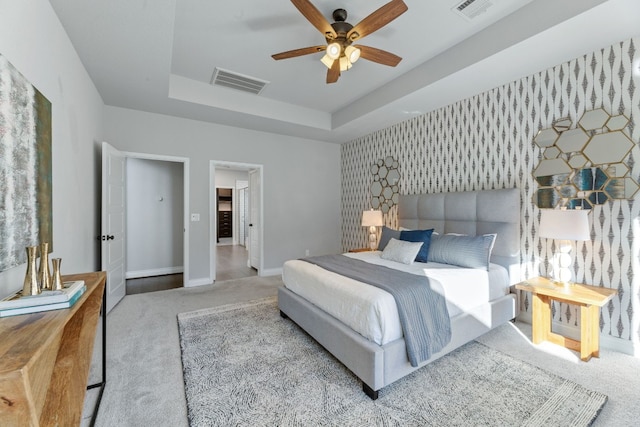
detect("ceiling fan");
top-left (271, 0), bottom-right (408, 84)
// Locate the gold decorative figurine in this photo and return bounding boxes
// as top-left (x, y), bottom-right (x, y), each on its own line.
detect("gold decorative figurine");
top-left (38, 242), bottom-right (52, 291)
top-left (22, 246), bottom-right (40, 296)
top-left (51, 258), bottom-right (63, 291)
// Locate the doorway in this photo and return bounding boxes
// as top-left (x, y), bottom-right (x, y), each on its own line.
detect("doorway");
top-left (101, 144), bottom-right (189, 311)
top-left (210, 161), bottom-right (263, 282)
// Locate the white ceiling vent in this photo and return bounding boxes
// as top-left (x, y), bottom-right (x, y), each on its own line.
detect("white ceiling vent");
top-left (210, 67), bottom-right (269, 95)
top-left (452, 0), bottom-right (494, 21)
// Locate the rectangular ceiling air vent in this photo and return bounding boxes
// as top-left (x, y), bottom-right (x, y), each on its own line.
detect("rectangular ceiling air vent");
top-left (210, 67), bottom-right (269, 95)
top-left (452, 0), bottom-right (494, 21)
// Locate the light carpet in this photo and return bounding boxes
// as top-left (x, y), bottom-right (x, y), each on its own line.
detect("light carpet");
top-left (177, 297), bottom-right (607, 426)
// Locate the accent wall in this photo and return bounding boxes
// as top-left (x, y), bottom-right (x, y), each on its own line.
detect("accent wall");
top-left (342, 37), bottom-right (640, 352)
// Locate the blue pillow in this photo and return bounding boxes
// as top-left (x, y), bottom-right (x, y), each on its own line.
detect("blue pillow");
top-left (428, 233), bottom-right (496, 270)
top-left (378, 226), bottom-right (401, 251)
top-left (399, 229), bottom-right (434, 262)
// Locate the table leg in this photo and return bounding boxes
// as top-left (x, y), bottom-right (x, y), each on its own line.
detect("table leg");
top-left (532, 293), bottom-right (550, 344)
top-left (580, 304), bottom-right (600, 361)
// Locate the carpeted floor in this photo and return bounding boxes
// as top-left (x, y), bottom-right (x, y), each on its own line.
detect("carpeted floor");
top-left (178, 298), bottom-right (607, 426)
top-left (83, 275), bottom-right (640, 426)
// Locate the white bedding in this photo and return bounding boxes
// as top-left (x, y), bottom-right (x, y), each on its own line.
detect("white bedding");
top-left (281, 251), bottom-right (510, 345)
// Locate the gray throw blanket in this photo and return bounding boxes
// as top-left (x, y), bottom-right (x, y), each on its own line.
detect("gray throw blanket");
top-left (301, 254), bottom-right (451, 367)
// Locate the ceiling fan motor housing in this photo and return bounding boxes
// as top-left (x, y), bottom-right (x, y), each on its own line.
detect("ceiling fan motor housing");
top-left (326, 10), bottom-right (356, 56)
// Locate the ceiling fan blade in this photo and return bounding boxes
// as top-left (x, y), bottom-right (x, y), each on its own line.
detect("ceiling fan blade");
top-left (326, 59), bottom-right (340, 84)
top-left (272, 45), bottom-right (326, 60)
top-left (347, 0), bottom-right (408, 41)
top-left (291, 0), bottom-right (337, 39)
top-left (356, 45), bottom-right (402, 67)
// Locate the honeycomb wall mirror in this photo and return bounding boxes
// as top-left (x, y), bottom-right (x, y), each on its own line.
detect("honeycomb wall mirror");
top-left (370, 156), bottom-right (400, 213)
top-left (533, 108), bottom-right (638, 209)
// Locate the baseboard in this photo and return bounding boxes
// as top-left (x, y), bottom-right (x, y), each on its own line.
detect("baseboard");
top-left (185, 277), bottom-right (212, 287)
top-left (516, 311), bottom-right (637, 356)
top-left (260, 267), bottom-right (282, 277)
top-left (126, 266), bottom-right (183, 279)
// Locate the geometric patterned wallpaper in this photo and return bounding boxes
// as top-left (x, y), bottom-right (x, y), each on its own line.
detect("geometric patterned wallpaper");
top-left (342, 37), bottom-right (640, 345)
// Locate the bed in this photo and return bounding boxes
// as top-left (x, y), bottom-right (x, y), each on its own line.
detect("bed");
top-left (278, 188), bottom-right (520, 399)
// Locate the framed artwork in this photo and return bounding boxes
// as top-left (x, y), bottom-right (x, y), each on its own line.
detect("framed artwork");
top-left (0, 53), bottom-right (52, 272)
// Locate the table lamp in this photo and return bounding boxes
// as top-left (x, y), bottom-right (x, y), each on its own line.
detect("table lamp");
top-left (539, 208), bottom-right (590, 285)
top-left (362, 210), bottom-right (383, 250)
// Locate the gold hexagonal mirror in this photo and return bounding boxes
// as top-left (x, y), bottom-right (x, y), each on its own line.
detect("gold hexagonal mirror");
top-left (556, 128), bottom-right (589, 153)
top-left (553, 117), bottom-right (572, 132)
top-left (534, 128), bottom-right (559, 148)
top-left (579, 108), bottom-right (610, 131)
top-left (533, 158), bottom-right (571, 177)
top-left (583, 131), bottom-right (633, 165)
top-left (605, 177), bottom-right (639, 199)
top-left (606, 114), bottom-right (629, 131)
top-left (544, 146), bottom-right (561, 159)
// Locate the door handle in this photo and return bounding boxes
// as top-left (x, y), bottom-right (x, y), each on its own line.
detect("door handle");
top-left (97, 235), bottom-right (115, 241)
top-left (249, 223), bottom-right (253, 227)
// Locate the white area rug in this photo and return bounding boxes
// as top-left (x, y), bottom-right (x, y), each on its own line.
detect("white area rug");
top-left (177, 298), bottom-right (607, 426)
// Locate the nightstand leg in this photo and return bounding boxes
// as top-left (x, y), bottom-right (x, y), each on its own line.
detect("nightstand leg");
top-left (532, 293), bottom-right (550, 344)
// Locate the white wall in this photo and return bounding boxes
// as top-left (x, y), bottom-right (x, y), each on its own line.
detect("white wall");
top-left (104, 106), bottom-right (341, 282)
top-left (215, 169), bottom-right (249, 188)
top-left (0, 0), bottom-right (104, 298)
top-left (126, 158), bottom-right (184, 278)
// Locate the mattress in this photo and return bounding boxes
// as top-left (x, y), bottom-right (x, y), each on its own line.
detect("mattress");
top-left (281, 251), bottom-right (510, 345)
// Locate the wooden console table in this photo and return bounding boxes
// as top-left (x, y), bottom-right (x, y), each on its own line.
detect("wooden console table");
top-left (0, 271), bottom-right (106, 426)
top-left (515, 276), bottom-right (617, 361)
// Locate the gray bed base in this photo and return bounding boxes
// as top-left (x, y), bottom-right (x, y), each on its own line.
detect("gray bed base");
top-left (278, 188), bottom-right (521, 399)
top-left (278, 287), bottom-right (517, 399)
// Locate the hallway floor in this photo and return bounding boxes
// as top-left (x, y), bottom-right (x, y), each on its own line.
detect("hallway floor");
top-left (125, 244), bottom-right (256, 294)
top-left (215, 244), bottom-right (257, 282)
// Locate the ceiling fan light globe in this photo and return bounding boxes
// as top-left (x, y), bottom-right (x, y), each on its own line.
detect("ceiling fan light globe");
top-left (339, 56), bottom-right (352, 71)
top-left (345, 46), bottom-right (361, 63)
top-left (326, 42), bottom-right (341, 60)
top-left (320, 54), bottom-right (334, 69)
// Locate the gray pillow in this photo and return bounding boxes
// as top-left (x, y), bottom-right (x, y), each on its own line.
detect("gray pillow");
top-left (428, 234), bottom-right (496, 270)
top-left (378, 226), bottom-right (401, 251)
top-left (380, 238), bottom-right (423, 265)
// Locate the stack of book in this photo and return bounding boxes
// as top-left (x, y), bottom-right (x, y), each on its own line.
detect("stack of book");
top-left (0, 280), bottom-right (86, 318)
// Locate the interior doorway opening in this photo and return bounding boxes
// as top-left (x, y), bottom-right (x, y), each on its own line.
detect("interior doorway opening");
top-left (210, 161), bottom-right (263, 283)
top-left (101, 143), bottom-right (189, 311)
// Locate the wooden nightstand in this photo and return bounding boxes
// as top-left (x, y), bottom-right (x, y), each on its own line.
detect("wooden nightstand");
top-left (349, 247), bottom-right (375, 253)
top-left (515, 276), bottom-right (617, 361)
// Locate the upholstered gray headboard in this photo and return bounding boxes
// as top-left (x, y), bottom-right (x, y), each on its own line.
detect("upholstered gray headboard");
top-left (398, 188), bottom-right (521, 281)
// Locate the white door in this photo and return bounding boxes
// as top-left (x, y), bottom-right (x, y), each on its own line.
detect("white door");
top-left (101, 142), bottom-right (126, 312)
top-left (248, 169), bottom-right (260, 270)
top-left (238, 187), bottom-right (247, 247)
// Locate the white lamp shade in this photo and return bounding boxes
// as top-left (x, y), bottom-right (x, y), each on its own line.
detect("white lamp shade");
top-left (539, 209), bottom-right (590, 241)
top-left (361, 210), bottom-right (383, 227)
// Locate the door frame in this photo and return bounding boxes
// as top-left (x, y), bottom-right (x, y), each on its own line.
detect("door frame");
top-left (124, 151), bottom-right (190, 285)
top-left (210, 160), bottom-right (264, 282)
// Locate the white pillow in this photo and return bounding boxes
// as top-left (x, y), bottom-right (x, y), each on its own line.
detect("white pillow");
top-left (380, 238), bottom-right (424, 265)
